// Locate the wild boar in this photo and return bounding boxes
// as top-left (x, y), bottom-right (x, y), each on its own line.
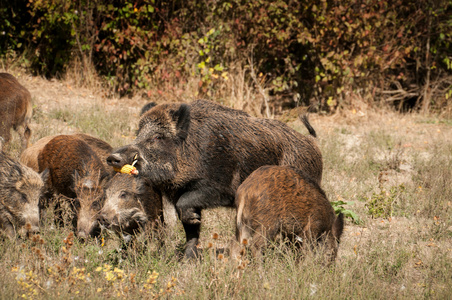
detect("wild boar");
top-left (100, 173), bottom-right (163, 238)
top-left (0, 73), bottom-right (32, 151)
top-left (20, 133), bottom-right (113, 173)
top-left (38, 135), bottom-right (110, 239)
top-left (234, 165), bottom-right (344, 263)
top-left (0, 140), bottom-right (47, 238)
top-left (107, 99), bottom-right (323, 258)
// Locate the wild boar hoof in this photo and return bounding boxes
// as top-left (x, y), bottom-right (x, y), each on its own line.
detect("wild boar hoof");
top-left (187, 218), bottom-right (201, 225)
top-left (181, 210), bottom-right (201, 225)
top-left (184, 214), bottom-right (201, 225)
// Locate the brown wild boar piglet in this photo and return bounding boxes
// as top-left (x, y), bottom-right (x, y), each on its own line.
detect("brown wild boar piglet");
top-left (234, 165), bottom-right (344, 263)
top-left (38, 135), bottom-right (110, 239)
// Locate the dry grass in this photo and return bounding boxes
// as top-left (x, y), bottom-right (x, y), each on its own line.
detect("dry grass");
top-left (0, 68), bottom-right (451, 299)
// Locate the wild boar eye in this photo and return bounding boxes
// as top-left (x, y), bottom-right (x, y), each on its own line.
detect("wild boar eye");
top-left (73, 199), bottom-right (81, 210)
top-left (154, 134), bottom-right (163, 141)
top-left (119, 191), bottom-right (128, 200)
top-left (20, 193), bottom-right (28, 203)
top-left (91, 201), bottom-right (101, 210)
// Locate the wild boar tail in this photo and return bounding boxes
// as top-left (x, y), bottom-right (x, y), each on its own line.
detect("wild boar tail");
top-left (300, 114), bottom-right (317, 138)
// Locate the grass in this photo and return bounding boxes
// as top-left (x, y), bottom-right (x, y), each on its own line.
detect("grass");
top-left (0, 72), bottom-right (451, 299)
top-left (33, 103), bottom-right (135, 148)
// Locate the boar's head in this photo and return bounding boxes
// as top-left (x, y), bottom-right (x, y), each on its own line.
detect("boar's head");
top-left (0, 153), bottom-right (48, 238)
top-left (107, 103), bottom-right (190, 186)
top-left (100, 173), bottom-right (162, 235)
top-left (73, 168), bottom-right (109, 240)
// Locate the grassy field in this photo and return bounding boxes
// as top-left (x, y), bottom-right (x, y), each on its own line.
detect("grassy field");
top-left (0, 71), bottom-right (451, 299)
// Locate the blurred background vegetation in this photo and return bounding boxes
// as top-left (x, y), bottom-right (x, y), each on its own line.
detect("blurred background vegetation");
top-left (1, 0), bottom-right (451, 115)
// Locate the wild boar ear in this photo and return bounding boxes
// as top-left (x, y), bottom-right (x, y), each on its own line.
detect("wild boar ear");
top-left (72, 170), bottom-right (82, 187)
top-left (135, 177), bottom-right (150, 195)
top-left (40, 168), bottom-right (50, 183)
top-left (15, 178), bottom-right (25, 191)
top-left (99, 172), bottom-right (111, 187)
top-left (172, 104), bottom-right (190, 140)
top-left (11, 164), bottom-right (23, 178)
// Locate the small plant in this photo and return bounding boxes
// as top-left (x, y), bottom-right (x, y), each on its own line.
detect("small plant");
top-left (366, 185), bottom-right (406, 219)
top-left (13, 267), bottom-right (40, 299)
top-left (330, 200), bottom-right (360, 224)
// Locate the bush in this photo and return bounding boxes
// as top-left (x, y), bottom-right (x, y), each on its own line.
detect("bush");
top-left (1, 0), bottom-right (451, 112)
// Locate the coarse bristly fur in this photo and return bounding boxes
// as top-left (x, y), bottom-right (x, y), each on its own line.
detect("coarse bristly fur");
top-left (0, 149), bottom-right (47, 238)
top-left (100, 173), bottom-right (163, 238)
top-left (38, 135), bottom-right (111, 239)
top-left (0, 73), bottom-right (32, 151)
top-left (20, 133), bottom-right (114, 173)
top-left (233, 165), bottom-right (344, 264)
top-left (107, 99), bottom-right (323, 259)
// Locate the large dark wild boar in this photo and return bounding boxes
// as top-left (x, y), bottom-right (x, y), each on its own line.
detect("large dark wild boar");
top-left (21, 133), bottom-right (113, 173)
top-left (234, 165), bottom-right (344, 263)
top-left (38, 135), bottom-right (110, 239)
top-left (0, 73), bottom-right (32, 151)
top-left (100, 173), bottom-right (163, 238)
top-left (0, 139), bottom-right (48, 238)
top-left (107, 99), bottom-right (323, 258)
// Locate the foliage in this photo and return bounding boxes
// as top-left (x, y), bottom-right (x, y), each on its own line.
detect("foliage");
top-left (0, 0), bottom-right (29, 54)
top-left (1, 0), bottom-right (451, 111)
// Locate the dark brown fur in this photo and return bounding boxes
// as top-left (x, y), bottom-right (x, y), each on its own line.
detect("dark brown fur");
top-left (38, 135), bottom-right (110, 238)
top-left (0, 73), bottom-right (32, 151)
top-left (140, 102), bottom-right (157, 116)
top-left (234, 165), bottom-right (344, 263)
top-left (73, 133), bottom-right (114, 172)
top-left (0, 147), bottom-right (47, 238)
top-left (107, 99), bottom-right (323, 258)
top-left (100, 173), bottom-right (163, 238)
top-left (21, 133), bottom-right (113, 173)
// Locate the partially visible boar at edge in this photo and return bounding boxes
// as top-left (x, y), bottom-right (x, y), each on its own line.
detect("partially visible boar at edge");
top-left (0, 142), bottom-right (47, 238)
top-left (107, 99), bottom-right (323, 258)
top-left (0, 73), bottom-right (32, 151)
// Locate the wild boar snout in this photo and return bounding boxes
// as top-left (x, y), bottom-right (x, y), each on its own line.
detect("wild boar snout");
top-left (106, 153), bottom-right (125, 169)
top-left (106, 145), bottom-right (139, 169)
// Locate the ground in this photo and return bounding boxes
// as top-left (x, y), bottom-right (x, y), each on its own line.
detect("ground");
top-left (1, 69), bottom-right (451, 299)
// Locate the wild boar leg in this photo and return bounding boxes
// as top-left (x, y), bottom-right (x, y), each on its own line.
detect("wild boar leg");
top-left (181, 209), bottom-right (202, 259)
